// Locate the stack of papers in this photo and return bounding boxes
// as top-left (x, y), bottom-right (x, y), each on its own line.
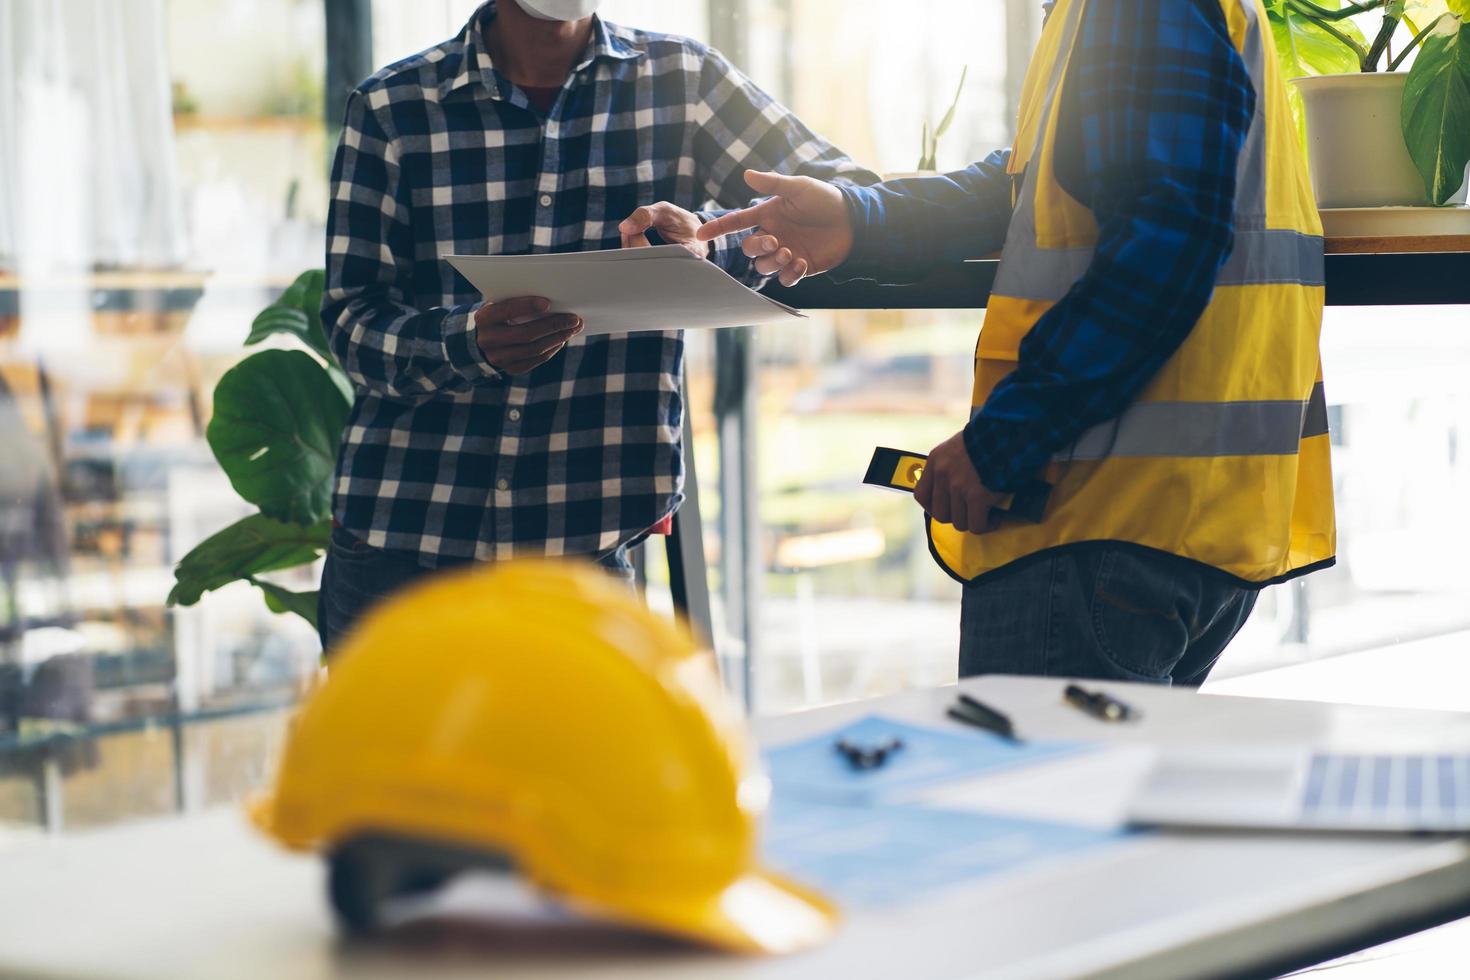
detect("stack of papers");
top-left (444, 245), bottom-right (806, 336)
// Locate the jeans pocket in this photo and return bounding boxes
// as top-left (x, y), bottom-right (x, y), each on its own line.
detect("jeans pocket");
top-left (325, 539), bottom-right (427, 614)
top-left (1088, 548), bottom-right (1192, 681)
top-left (328, 526), bottom-right (378, 563)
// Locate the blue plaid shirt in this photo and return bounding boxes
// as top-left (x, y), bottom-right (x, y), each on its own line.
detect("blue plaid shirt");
top-left (838, 0), bottom-right (1256, 493)
top-left (323, 2), bottom-right (873, 565)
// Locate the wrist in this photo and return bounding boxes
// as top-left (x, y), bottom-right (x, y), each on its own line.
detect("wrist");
top-left (962, 415), bottom-right (1033, 495)
top-left (444, 304), bottom-right (504, 384)
top-left (834, 183), bottom-right (884, 276)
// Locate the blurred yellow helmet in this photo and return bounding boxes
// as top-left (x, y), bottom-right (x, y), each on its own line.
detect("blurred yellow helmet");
top-left (251, 559), bottom-right (836, 955)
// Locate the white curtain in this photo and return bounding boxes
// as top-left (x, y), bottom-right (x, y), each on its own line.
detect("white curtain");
top-left (0, 0), bottom-right (18, 268)
top-left (0, 0), bottom-right (187, 273)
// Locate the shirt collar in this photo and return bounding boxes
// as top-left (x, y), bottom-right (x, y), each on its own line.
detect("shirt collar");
top-left (591, 18), bottom-right (645, 66)
top-left (437, 0), bottom-right (643, 102)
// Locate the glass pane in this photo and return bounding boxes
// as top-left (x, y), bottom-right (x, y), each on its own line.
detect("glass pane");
top-left (1, 0), bottom-right (326, 834)
top-left (1206, 305), bottom-right (1470, 704)
top-left (739, 1), bottom-right (1011, 711)
top-left (781, 0), bottom-right (1010, 174)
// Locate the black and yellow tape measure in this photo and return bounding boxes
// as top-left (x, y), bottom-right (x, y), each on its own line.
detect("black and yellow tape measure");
top-left (863, 447), bottom-right (929, 493)
top-left (863, 447), bottom-right (1054, 524)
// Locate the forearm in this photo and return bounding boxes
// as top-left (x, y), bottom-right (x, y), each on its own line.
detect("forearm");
top-left (964, 200), bottom-right (1233, 492)
top-left (324, 88), bottom-right (502, 403)
top-left (694, 45), bottom-right (878, 286)
top-left (323, 287), bottom-right (492, 404)
top-left (835, 150), bottom-right (1014, 285)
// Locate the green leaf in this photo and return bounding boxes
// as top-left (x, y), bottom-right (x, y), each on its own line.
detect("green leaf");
top-left (206, 349), bottom-right (350, 524)
top-left (1270, 3), bottom-right (1366, 79)
top-left (1270, 2), bottom-right (1369, 154)
top-left (327, 364), bottom-right (355, 405)
top-left (253, 581), bottom-right (320, 629)
top-left (168, 515), bottom-right (330, 607)
top-left (1410, 0), bottom-right (1467, 20)
top-left (933, 65), bottom-right (968, 143)
top-left (246, 270), bottom-right (332, 363)
top-left (1402, 19), bottom-right (1470, 204)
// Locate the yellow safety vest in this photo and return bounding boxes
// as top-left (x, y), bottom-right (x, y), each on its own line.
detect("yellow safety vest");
top-left (930, 0), bottom-right (1336, 586)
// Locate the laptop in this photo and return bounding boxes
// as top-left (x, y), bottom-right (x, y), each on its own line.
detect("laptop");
top-left (1126, 748), bottom-right (1470, 833)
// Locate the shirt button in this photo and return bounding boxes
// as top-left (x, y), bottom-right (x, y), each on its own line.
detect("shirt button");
top-left (508, 409), bottom-right (521, 421)
top-left (539, 193), bottom-right (553, 207)
top-left (497, 479), bottom-right (510, 491)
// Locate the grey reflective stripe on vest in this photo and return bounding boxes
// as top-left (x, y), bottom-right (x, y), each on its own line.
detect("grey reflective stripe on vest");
top-left (1060, 400), bottom-right (1305, 459)
top-left (969, 381), bottom-right (1331, 460)
top-left (1234, 1), bottom-right (1269, 220)
top-left (1217, 228), bottom-right (1325, 286)
top-left (992, 228), bottom-right (1324, 301)
top-left (990, 241), bottom-right (1091, 301)
top-left (990, 4), bottom-right (1083, 292)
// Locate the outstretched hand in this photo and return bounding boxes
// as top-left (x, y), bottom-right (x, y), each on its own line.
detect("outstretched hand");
top-left (696, 170), bottom-right (853, 287)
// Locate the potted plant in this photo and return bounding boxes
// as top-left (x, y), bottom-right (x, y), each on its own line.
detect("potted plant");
top-left (884, 66), bottom-right (968, 180)
top-left (918, 65), bottom-right (968, 173)
top-left (1270, 0), bottom-right (1470, 208)
top-left (167, 271), bottom-right (347, 629)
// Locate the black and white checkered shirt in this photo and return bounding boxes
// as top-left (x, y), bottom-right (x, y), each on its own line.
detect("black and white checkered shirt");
top-left (323, 1), bottom-right (873, 566)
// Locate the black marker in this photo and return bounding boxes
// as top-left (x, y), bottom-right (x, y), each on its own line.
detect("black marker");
top-left (1063, 684), bottom-right (1139, 723)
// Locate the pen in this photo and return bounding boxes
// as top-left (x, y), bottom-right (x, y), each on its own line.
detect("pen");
top-left (1063, 684), bottom-right (1139, 723)
top-left (948, 694), bottom-right (1021, 742)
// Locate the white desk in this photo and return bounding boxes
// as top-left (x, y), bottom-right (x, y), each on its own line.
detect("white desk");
top-left (2, 676), bottom-right (1469, 980)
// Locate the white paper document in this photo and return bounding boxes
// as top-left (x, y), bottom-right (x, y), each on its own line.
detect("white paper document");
top-left (444, 245), bottom-right (806, 336)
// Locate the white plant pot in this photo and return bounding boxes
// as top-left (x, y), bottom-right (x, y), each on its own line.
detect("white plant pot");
top-left (1295, 72), bottom-right (1468, 209)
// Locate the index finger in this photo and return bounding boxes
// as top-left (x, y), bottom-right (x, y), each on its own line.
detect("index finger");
top-left (618, 206), bottom-right (654, 237)
top-left (696, 201), bottom-right (772, 242)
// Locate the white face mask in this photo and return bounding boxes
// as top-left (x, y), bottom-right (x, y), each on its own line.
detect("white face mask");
top-left (515, 0), bottom-right (602, 21)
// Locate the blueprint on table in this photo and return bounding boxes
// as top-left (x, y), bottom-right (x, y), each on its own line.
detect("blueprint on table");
top-left (764, 714), bottom-right (1086, 805)
top-left (763, 796), bottom-right (1127, 909)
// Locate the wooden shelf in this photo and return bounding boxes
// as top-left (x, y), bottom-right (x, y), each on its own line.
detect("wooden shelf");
top-left (1326, 235), bottom-right (1470, 254)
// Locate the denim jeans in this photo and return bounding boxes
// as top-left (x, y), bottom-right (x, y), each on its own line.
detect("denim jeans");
top-left (959, 545), bottom-right (1258, 687)
top-left (317, 527), bottom-right (636, 653)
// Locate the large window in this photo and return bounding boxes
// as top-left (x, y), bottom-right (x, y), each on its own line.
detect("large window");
top-left (1, 0), bottom-right (328, 830)
top-left (2, 0), bottom-right (1468, 837)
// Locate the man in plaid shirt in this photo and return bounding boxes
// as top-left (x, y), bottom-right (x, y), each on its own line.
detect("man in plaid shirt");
top-left (317, 0), bottom-right (873, 647)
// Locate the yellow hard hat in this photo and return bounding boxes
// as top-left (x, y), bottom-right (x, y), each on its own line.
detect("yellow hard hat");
top-left (251, 559), bottom-right (837, 955)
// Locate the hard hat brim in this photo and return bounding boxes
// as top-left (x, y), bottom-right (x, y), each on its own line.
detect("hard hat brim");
top-left (252, 788), bottom-right (839, 955)
top-left (592, 866), bottom-right (841, 956)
